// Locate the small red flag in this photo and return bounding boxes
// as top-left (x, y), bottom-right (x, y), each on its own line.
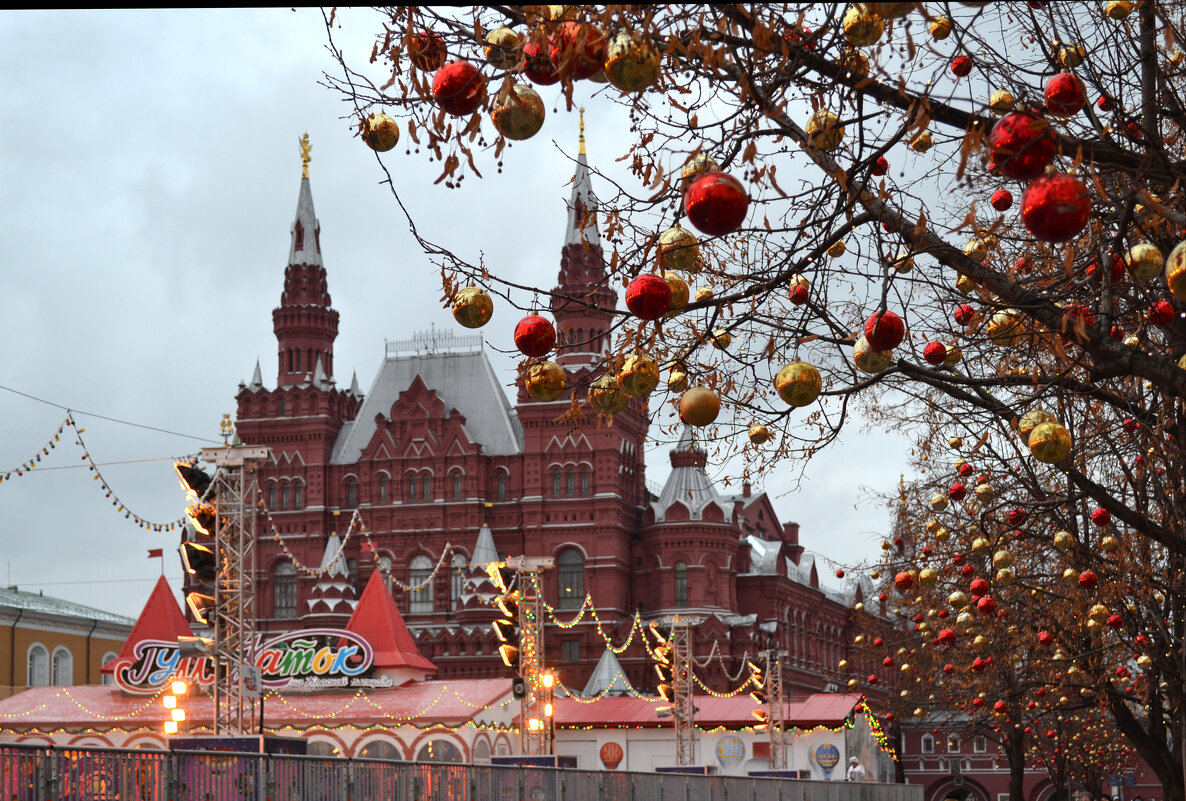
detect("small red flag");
top-left (147, 548), bottom-right (164, 559)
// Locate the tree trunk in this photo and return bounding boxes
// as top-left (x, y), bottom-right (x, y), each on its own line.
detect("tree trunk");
top-left (1005, 727), bottom-right (1027, 801)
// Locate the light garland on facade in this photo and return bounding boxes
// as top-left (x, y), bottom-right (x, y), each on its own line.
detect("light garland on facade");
top-left (0, 414), bottom-right (190, 531)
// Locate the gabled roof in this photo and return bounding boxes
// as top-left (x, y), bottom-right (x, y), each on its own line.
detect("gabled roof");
top-left (329, 347), bottom-right (523, 464)
top-left (345, 570), bottom-right (436, 673)
top-left (102, 575), bottom-right (191, 672)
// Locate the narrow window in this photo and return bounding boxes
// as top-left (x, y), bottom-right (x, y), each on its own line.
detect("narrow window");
top-left (580, 468), bottom-right (591, 496)
top-left (409, 555), bottom-right (434, 614)
top-left (557, 549), bottom-right (584, 609)
top-left (379, 475), bottom-right (388, 504)
top-left (293, 483), bottom-right (303, 509)
top-left (566, 468), bottom-right (575, 497)
top-left (26, 644), bottom-right (48, 687)
top-left (346, 479), bottom-right (358, 508)
top-left (51, 648), bottom-right (73, 686)
top-left (268, 484), bottom-right (277, 511)
top-left (408, 475), bottom-right (418, 502)
top-left (453, 472), bottom-right (462, 499)
top-left (451, 554), bottom-right (467, 611)
top-left (497, 472), bottom-right (508, 500)
top-left (553, 471), bottom-right (561, 497)
top-left (280, 484), bottom-right (289, 510)
top-left (674, 562), bottom-right (689, 607)
top-left (273, 563), bottom-right (297, 618)
top-left (421, 475), bottom-right (432, 501)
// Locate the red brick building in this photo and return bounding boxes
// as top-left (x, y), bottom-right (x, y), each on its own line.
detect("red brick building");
top-left (220, 138), bottom-right (892, 698)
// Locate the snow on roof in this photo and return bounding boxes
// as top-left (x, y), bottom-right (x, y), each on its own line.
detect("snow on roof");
top-left (552, 692), bottom-right (863, 729)
top-left (330, 346), bottom-right (523, 465)
top-left (0, 586), bottom-right (136, 628)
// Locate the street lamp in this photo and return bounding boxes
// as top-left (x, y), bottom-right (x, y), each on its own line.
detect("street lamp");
top-left (163, 678), bottom-right (188, 735)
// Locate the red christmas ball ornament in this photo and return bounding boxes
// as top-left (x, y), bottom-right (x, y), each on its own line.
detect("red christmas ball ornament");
top-left (1078, 570), bottom-right (1098, 589)
top-left (431, 60), bottom-right (487, 116)
top-left (1135, 634), bottom-right (1149, 647)
top-left (882, 656), bottom-right (895, 667)
top-left (970, 577), bottom-right (990, 597)
top-left (952, 555), bottom-right (964, 565)
top-left (1126, 120), bottom-right (1143, 141)
top-left (872, 156), bottom-right (889, 176)
top-left (873, 637), bottom-right (883, 647)
top-left (878, 592), bottom-right (887, 602)
top-left (991, 188), bottom-right (1014, 211)
top-left (513, 315), bottom-right (556, 357)
top-left (1021, 172), bottom-right (1092, 243)
top-left (1107, 614), bottom-right (1124, 629)
top-left (1086, 254), bottom-right (1124, 284)
top-left (954, 304), bottom-right (976, 326)
top-left (548, 22), bottom-right (607, 81)
top-left (951, 54), bottom-right (973, 77)
top-left (884, 712), bottom-right (895, 722)
top-left (867, 673), bottom-right (878, 684)
top-left (1149, 300), bottom-right (1175, 326)
top-left (1110, 324), bottom-right (1125, 339)
top-left (836, 569), bottom-right (846, 578)
top-left (684, 172), bottom-right (749, 236)
top-left (625, 274), bottom-right (673, 321)
top-left (972, 697), bottom-right (985, 709)
top-left (1044, 72), bottom-right (1087, 116)
top-left (921, 545), bottom-right (933, 556)
top-left (948, 483), bottom-right (967, 501)
top-left (864, 310), bottom-right (906, 350)
top-left (923, 341), bottom-right (947, 365)
top-left (977, 596), bottom-right (997, 615)
top-left (1097, 94), bottom-right (1114, 112)
top-left (958, 463), bottom-right (974, 477)
top-left (943, 663), bottom-right (955, 674)
top-left (971, 657), bottom-right (987, 672)
top-left (1090, 508), bottom-right (1111, 527)
top-left (938, 628), bottom-right (957, 644)
top-left (894, 571), bottom-right (914, 592)
top-left (522, 40), bottom-right (560, 85)
top-left (1007, 508), bottom-right (1027, 526)
top-left (409, 31), bottom-right (447, 72)
top-left (989, 111), bottom-right (1057, 180)
top-left (1123, 417), bottom-right (1140, 433)
top-left (960, 564), bottom-right (975, 577)
top-left (993, 700), bottom-right (1008, 713)
top-left (789, 283), bottom-right (809, 305)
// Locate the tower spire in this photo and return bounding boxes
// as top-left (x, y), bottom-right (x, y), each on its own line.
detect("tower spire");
top-left (578, 107), bottom-right (586, 155)
top-left (299, 132), bottom-right (312, 180)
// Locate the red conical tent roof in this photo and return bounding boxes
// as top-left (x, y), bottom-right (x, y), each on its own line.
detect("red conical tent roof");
top-left (102, 575), bottom-right (193, 673)
top-left (346, 569), bottom-right (437, 673)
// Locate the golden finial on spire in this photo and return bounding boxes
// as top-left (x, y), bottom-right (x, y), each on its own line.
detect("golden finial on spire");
top-left (578, 107), bottom-right (586, 155)
top-left (299, 132), bottom-right (312, 179)
top-left (220, 413), bottom-right (234, 445)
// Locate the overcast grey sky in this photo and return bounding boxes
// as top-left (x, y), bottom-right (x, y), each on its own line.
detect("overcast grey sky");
top-left (0, 9), bottom-right (910, 620)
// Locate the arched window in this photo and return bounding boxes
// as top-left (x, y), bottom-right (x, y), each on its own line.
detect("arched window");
top-left (420, 475), bottom-right (432, 501)
top-left (357, 739), bottom-right (400, 761)
top-left (472, 739), bottom-right (491, 765)
top-left (673, 562), bottom-right (689, 607)
top-left (552, 471), bottom-right (562, 497)
top-left (293, 482), bottom-right (303, 509)
top-left (26, 644), bottom-right (48, 687)
top-left (415, 739), bottom-right (462, 763)
top-left (947, 733), bottom-right (960, 753)
top-left (557, 549), bottom-right (584, 609)
top-left (378, 475), bottom-right (388, 504)
top-left (51, 647), bottom-right (73, 686)
top-left (280, 483), bottom-right (289, 510)
top-left (268, 483), bottom-right (277, 511)
top-left (409, 555), bottom-right (434, 614)
top-left (101, 651), bottom-right (118, 686)
top-left (307, 740), bottom-right (341, 758)
top-left (497, 471), bottom-right (508, 500)
top-left (566, 468), bottom-right (576, 497)
top-left (407, 475), bottom-right (418, 502)
top-left (921, 734), bottom-right (934, 754)
top-left (580, 467), bottom-right (591, 496)
top-left (278, 396), bottom-right (286, 416)
top-left (973, 736), bottom-right (987, 754)
top-left (273, 562), bottom-right (297, 618)
top-left (451, 554), bottom-right (467, 611)
top-left (345, 479), bottom-right (358, 508)
top-left (452, 472), bottom-right (463, 499)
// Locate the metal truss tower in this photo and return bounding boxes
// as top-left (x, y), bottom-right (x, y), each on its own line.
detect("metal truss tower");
top-left (508, 557), bottom-right (553, 756)
top-left (200, 444), bottom-right (270, 736)
top-left (766, 648), bottom-right (788, 771)
top-left (670, 618), bottom-right (697, 766)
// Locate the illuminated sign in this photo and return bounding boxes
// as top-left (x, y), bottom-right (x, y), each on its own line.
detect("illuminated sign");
top-left (113, 629), bottom-right (374, 695)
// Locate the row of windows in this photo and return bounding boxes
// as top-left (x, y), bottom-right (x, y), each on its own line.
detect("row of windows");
top-left (271, 548), bottom-right (588, 618)
top-left (551, 468), bottom-right (591, 497)
top-left (268, 471), bottom-right (514, 513)
top-left (25, 644), bottom-right (117, 688)
top-left (268, 482), bottom-right (304, 511)
top-left (919, 734), bottom-right (988, 754)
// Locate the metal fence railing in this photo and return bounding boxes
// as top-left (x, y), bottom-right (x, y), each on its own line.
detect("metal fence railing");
top-left (0, 742), bottom-right (923, 801)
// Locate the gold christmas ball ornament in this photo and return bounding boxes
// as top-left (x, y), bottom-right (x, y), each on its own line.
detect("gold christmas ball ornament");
top-left (1124, 334), bottom-right (1141, 348)
top-left (663, 272), bottom-right (689, 317)
top-left (1104, 0), bottom-right (1133, 19)
top-left (872, 2), bottom-right (916, 19)
top-left (843, 4), bottom-right (885, 47)
top-left (930, 493), bottom-right (949, 512)
top-left (838, 48), bottom-right (870, 77)
top-left (910, 131), bottom-right (933, 152)
top-left (1126, 242), bottom-right (1165, 282)
top-left (989, 89), bottom-right (1015, 115)
top-left (1053, 530), bottom-right (1075, 551)
top-left (995, 567), bottom-right (1016, 586)
top-left (964, 238), bottom-right (991, 264)
top-left (360, 112), bottom-right (400, 152)
top-left (1058, 42), bottom-right (1086, 68)
top-left (956, 274), bottom-right (978, 294)
top-left (680, 152), bottom-right (720, 195)
top-left (827, 240), bottom-right (847, 258)
top-left (1165, 240), bottom-right (1186, 300)
top-left (525, 360), bottom-right (567, 402)
top-left (956, 611), bottom-right (976, 632)
top-left (451, 285), bottom-right (494, 328)
top-left (710, 328), bottom-right (732, 350)
top-left (616, 351), bottom-right (660, 397)
top-left (930, 16), bottom-right (953, 40)
top-left (891, 253), bottom-right (914, 274)
top-left (949, 436), bottom-right (963, 449)
top-left (1029, 421), bottom-right (1072, 463)
top-left (588, 372), bottom-right (630, 415)
top-left (925, 518), bottom-right (940, 533)
top-left (1088, 604), bottom-right (1110, 624)
top-left (993, 549), bottom-right (1014, 569)
top-left (694, 287), bottom-right (714, 302)
top-left (1018, 409), bottom-right (1057, 444)
top-left (491, 83), bottom-right (546, 141)
top-left (919, 568), bottom-right (938, 587)
top-left (972, 536), bottom-right (991, 551)
top-left (657, 226), bottom-right (700, 272)
top-left (853, 335), bottom-right (894, 373)
top-left (603, 30), bottom-right (661, 93)
top-left (667, 364), bottom-right (689, 393)
top-left (943, 345), bottom-right (962, 366)
top-left (974, 483), bottom-right (995, 502)
top-left (987, 308), bottom-right (1025, 346)
top-left (935, 526), bottom-right (950, 542)
top-left (806, 110), bottom-right (845, 151)
top-left (1099, 534), bottom-right (1120, 554)
top-left (484, 26), bottom-right (522, 69)
top-left (679, 386), bottom-right (721, 427)
top-left (748, 422), bottom-right (771, 445)
top-left (774, 361), bottom-right (822, 407)
top-left (948, 590), bottom-right (969, 608)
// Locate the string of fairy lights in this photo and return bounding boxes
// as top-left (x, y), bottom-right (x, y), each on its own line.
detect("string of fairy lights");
top-left (0, 413), bottom-right (192, 531)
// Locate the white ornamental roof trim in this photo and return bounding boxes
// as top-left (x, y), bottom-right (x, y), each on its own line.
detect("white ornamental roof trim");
top-left (0, 586), bottom-right (135, 627)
